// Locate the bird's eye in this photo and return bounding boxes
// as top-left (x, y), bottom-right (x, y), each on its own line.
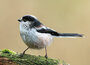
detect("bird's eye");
top-left (23, 19), bottom-right (27, 22)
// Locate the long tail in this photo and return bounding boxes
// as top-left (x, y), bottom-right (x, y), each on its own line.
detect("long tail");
top-left (59, 33), bottom-right (83, 37)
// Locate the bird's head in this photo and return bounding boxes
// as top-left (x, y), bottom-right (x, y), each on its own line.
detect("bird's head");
top-left (18, 15), bottom-right (42, 28)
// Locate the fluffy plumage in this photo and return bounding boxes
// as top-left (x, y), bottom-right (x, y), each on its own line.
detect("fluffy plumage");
top-left (18, 15), bottom-right (83, 58)
top-left (18, 15), bottom-right (83, 48)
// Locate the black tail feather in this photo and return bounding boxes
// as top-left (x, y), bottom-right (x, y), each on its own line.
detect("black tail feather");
top-left (59, 33), bottom-right (83, 37)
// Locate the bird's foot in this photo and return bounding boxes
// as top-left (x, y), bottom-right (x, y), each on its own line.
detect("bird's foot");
top-left (19, 53), bottom-right (24, 57)
top-left (45, 54), bottom-right (48, 59)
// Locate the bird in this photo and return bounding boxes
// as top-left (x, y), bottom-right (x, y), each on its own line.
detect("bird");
top-left (18, 15), bottom-right (83, 58)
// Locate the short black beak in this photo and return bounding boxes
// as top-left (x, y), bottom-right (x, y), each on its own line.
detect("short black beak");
top-left (18, 19), bottom-right (21, 22)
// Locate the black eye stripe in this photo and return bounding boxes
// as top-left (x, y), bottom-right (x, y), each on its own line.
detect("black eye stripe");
top-left (23, 18), bottom-right (27, 22)
top-left (22, 16), bottom-right (35, 22)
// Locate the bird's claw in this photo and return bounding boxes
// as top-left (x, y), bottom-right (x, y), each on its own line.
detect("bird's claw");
top-left (45, 55), bottom-right (48, 59)
top-left (19, 53), bottom-right (24, 57)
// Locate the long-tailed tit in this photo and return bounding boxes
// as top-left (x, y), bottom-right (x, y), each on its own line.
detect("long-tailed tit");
top-left (18, 15), bottom-right (83, 58)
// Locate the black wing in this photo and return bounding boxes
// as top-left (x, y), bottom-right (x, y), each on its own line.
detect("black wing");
top-left (36, 28), bottom-right (60, 36)
top-left (36, 27), bottom-right (83, 37)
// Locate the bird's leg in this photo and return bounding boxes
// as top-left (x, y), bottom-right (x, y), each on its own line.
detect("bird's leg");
top-left (20, 47), bottom-right (29, 57)
top-left (22, 47), bottom-right (29, 55)
top-left (45, 46), bottom-right (48, 59)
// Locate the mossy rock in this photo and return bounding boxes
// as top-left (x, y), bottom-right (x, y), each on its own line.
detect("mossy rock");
top-left (0, 49), bottom-right (68, 65)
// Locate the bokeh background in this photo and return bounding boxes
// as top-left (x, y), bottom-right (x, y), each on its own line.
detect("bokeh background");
top-left (0, 0), bottom-right (90, 65)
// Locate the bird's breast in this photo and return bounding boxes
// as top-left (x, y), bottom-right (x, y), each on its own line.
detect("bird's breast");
top-left (20, 28), bottom-right (53, 49)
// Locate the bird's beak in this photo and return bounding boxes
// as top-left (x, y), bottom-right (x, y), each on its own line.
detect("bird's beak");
top-left (18, 19), bottom-right (22, 22)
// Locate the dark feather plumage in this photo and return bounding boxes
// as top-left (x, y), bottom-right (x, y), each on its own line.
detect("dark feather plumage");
top-left (36, 28), bottom-right (60, 36)
top-left (36, 28), bottom-right (83, 37)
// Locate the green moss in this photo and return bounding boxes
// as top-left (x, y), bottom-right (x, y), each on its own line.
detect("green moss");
top-left (1, 49), bottom-right (16, 55)
top-left (0, 49), bottom-right (68, 65)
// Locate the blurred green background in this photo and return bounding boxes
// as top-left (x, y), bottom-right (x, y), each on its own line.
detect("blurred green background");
top-left (0, 0), bottom-right (90, 65)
